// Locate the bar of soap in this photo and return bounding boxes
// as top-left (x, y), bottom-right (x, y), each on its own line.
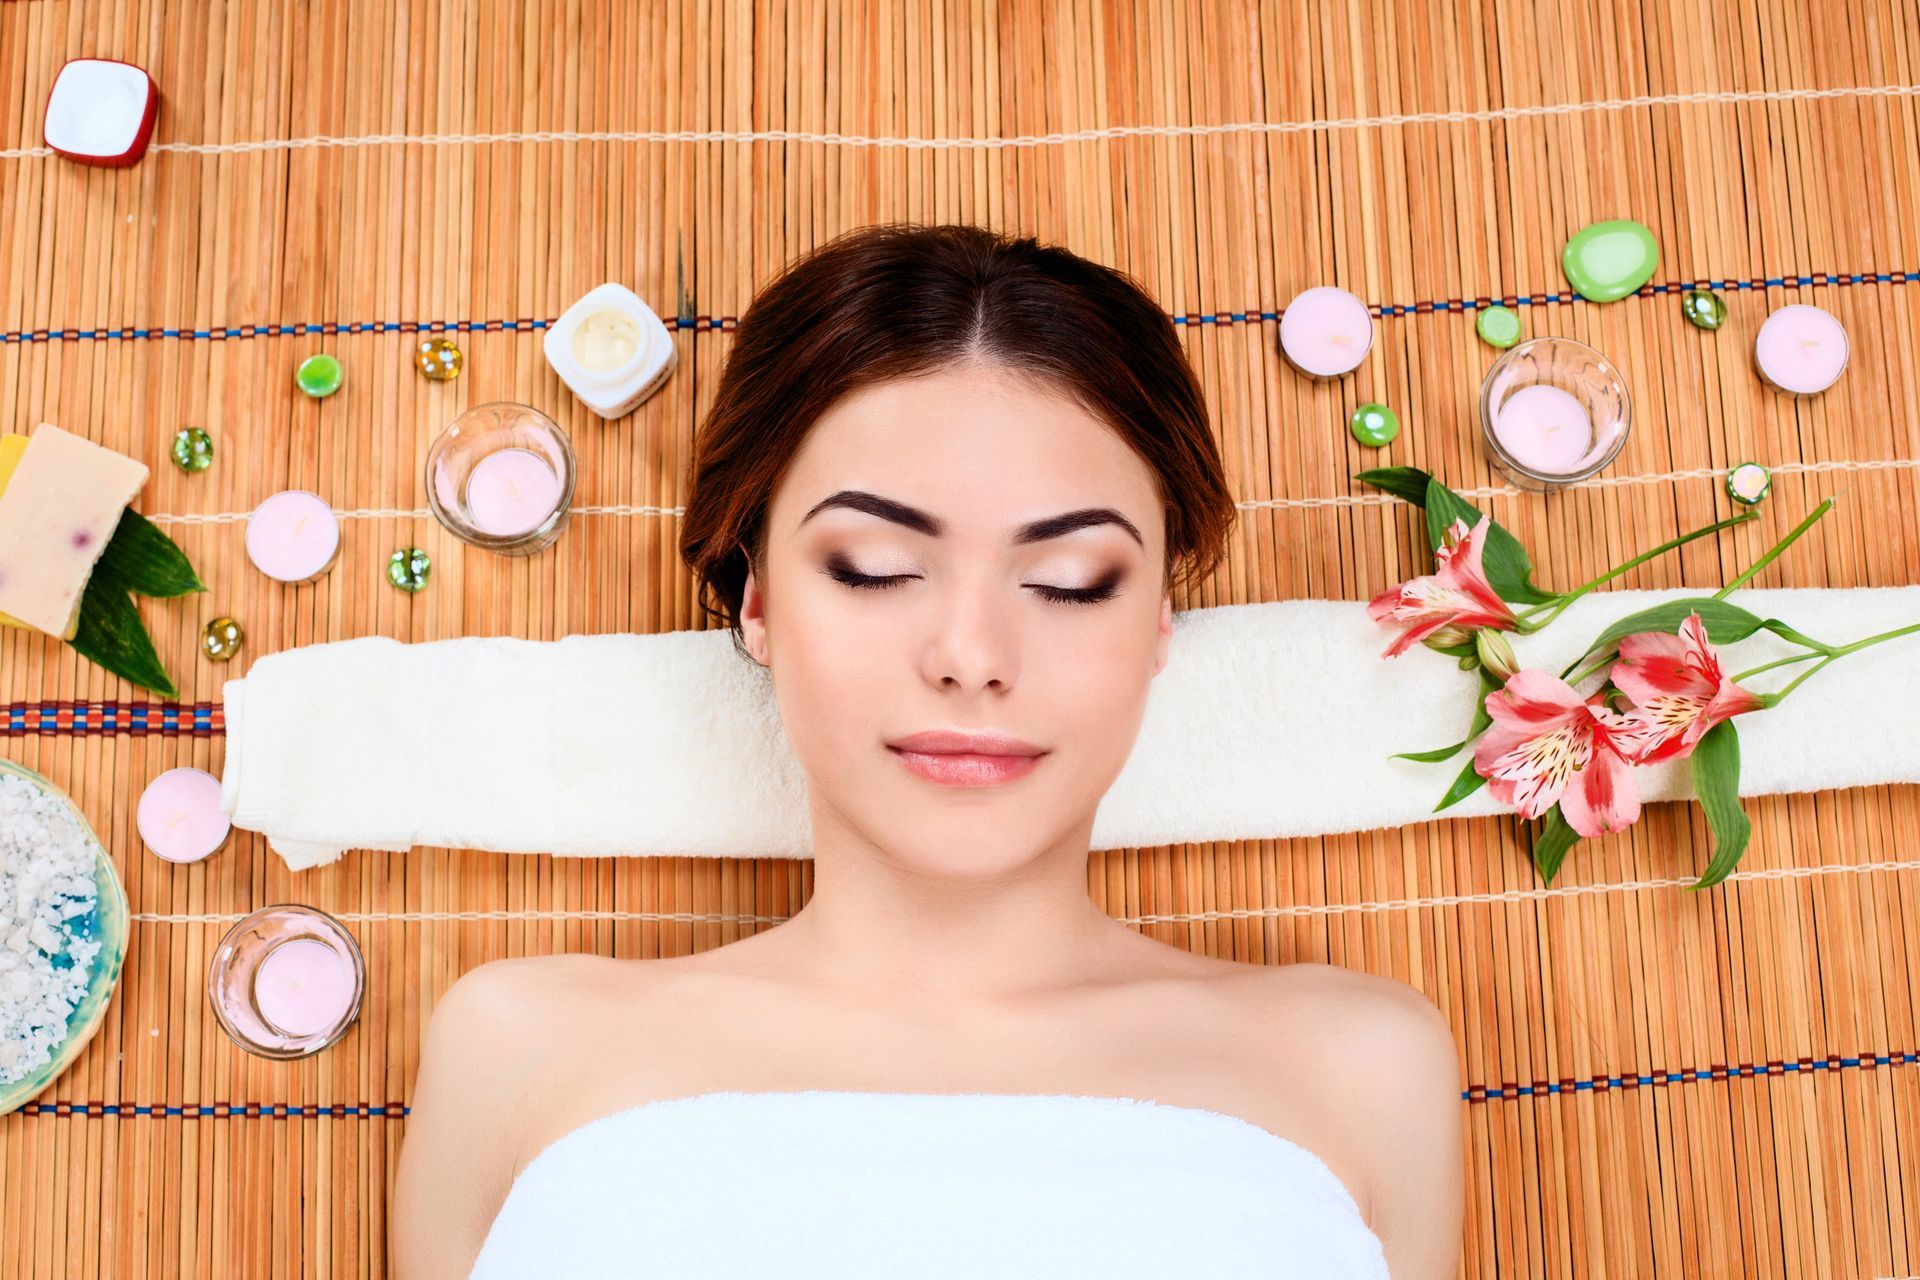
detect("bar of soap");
top-left (0, 425), bottom-right (151, 640)
top-left (0, 435), bottom-right (29, 630)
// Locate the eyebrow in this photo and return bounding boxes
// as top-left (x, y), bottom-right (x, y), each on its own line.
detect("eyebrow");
top-left (798, 489), bottom-right (1144, 549)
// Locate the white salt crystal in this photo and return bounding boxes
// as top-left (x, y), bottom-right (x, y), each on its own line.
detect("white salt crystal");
top-left (0, 772), bottom-right (102, 1086)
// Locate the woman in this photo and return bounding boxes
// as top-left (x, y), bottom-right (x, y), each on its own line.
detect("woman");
top-left (393, 223), bottom-right (1465, 1278)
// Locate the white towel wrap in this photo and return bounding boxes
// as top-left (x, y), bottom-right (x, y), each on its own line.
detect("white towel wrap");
top-left (466, 1089), bottom-right (1393, 1278)
top-left (218, 585), bottom-right (1920, 871)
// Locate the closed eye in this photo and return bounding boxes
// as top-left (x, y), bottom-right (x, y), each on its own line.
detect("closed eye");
top-left (821, 561), bottom-right (1119, 606)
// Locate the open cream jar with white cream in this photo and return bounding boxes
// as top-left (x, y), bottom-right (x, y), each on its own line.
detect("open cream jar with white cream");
top-left (542, 282), bottom-right (678, 418)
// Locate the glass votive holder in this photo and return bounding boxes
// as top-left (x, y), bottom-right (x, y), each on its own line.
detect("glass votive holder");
top-left (1477, 337), bottom-right (1632, 492)
top-left (207, 904), bottom-right (365, 1060)
top-left (425, 402), bottom-right (577, 556)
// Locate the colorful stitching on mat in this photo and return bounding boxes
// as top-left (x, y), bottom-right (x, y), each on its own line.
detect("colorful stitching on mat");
top-left (14, 1102), bottom-right (408, 1117)
top-left (2, 268), bottom-right (1913, 346)
top-left (2, 701), bottom-right (222, 736)
top-left (1464, 1049), bottom-right (1920, 1102)
top-left (17, 1048), bottom-right (1918, 1114)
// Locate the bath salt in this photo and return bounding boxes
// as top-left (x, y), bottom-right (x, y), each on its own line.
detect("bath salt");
top-left (0, 772), bottom-right (102, 1086)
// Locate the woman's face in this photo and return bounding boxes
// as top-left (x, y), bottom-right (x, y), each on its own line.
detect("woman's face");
top-left (739, 361), bottom-right (1175, 879)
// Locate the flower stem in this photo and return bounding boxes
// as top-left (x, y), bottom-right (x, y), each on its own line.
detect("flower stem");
top-left (1754, 619), bottom-right (1920, 704)
top-left (1764, 655), bottom-right (1836, 703)
top-left (1712, 497), bottom-right (1835, 600)
top-left (1831, 619), bottom-right (1920, 657)
top-left (1731, 650), bottom-right (1825, 682)
top-left (1515, 510), bottom-right (1760, 631)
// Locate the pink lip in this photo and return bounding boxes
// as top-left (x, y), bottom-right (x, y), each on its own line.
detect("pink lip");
top-left (885, 730), bottom-right (1047, 788)
top-left (888, 747), bottom-right (1044, 788)
top-left (888, 729), bottom-right (1045, 756)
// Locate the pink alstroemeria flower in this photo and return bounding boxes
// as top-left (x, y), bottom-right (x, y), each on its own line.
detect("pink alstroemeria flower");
top-left (1472, 668), bottom-right (1644, 838)
top-left (1366, 515), bottom-right (1519, 659)
top-left (1608, 611), bottom-right (1767, 764)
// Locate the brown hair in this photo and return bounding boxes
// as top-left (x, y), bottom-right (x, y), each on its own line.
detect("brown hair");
top-left (679, 222), bottom-right (1237, 659)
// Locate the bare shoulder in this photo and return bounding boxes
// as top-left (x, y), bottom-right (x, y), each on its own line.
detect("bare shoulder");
top-left (391, 953), bottom-right (668, 1280)
top-left (1261, 962), bottom-right (1464, 1280)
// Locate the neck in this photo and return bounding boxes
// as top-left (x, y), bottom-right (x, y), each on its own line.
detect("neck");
top-left (771, 808), bottom-right (1130, 1008)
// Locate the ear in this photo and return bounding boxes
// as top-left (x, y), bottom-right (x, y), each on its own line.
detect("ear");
top-left (739, 559), bottom-right (770, 666)
top-left (1151, 590), bottom-right (1173, 676)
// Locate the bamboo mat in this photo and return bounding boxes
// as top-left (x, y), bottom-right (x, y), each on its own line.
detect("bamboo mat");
top-left (3, 0), bottom-right (1919, 1276)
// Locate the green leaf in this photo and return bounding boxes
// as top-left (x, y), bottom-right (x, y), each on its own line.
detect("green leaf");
top-left (1558, 599), bottom-right (1767, 679)
top-left (1686, 719), bottom-right (1752, 890)
top-left (1394, 740), bottom-right (1472, 764)
top-left (1420, 476), bottom-right (1560, 606)
top-left (1353, 466), bottom-right (1432, 506)
top-left (67, 572), bottom-right (179, 698)
top-left (1530, 807), bottom-right (1582, 883)
top-left (1433, 755), bottom-right (1489, 811)
top-left (94, 508), bottom-right (205, 598)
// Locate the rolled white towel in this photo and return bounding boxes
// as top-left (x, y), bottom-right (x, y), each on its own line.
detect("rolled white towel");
top-left (219, 585), bottom-right (1920, 871)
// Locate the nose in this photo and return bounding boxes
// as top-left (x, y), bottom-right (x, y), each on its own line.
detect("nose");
top-left (918, 571), bottom-right (1021, 694)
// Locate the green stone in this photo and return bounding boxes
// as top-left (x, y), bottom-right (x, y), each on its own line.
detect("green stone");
top-left (295, 353), bottom-right (344, 398)
top-left (1726, 461), bottom-right (1771, 506)
top-left (1348, 402), bottom-right (1400, 447)
top-left (387, 547), bottom-right (432, 592)
top-left (170, 427), bottom-right (214, 473)
top-left (201, 616), bottom-right (244, 662)
top-left (1681, 288), bottom-right (1727, 330)
top-left (1474, 305), bottom-right (1521, 348)
top-left (1560, 219), bottom-right (1660, 303)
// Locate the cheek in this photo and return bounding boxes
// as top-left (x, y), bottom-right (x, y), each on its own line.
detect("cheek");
top-left (1027, 626), bottom-right (1158, 756)
top-left (764, 600), bottom-right (878, 765)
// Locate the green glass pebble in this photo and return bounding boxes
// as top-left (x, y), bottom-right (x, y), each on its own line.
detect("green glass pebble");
top-left (1681, 288), bottom-right (1727, 331)
top-left (170, 427), bottom-right (214, 473)
top-left (201, 616), bottom-right (244, 662)
top-left (1726, 461), bottom-right (1771, 506)
top-left (1560, 219), bottom-right (1660, 303)
top-left (387, 547), bottom-right (432, 592)
top-left (1474, 305), bottom-right (1521, 348)
top-left (295, 353), bottom-right (344, 398)
top-left (1348, 402), bottom-right (1400, 447)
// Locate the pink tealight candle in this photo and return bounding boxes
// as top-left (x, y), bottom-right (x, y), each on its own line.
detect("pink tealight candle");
top-left (1754, 304), bottom-right (1849, 395)
top-left (1491, 384), bottom-right (1599, 475)
top-left (465, 447), bottom-right (564, 537)
top-left (137, 766), bottom-right (231, 864)
top-left (245, 489), bottom-right (341, 583)
top-left (252, 938), bottom-right (358, 1038)
top-left (1278, 286), bottom-right (1374, 378)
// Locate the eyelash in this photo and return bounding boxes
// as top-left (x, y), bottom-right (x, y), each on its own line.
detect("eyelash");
top-left (823, 563), bottom-right (1119, 607)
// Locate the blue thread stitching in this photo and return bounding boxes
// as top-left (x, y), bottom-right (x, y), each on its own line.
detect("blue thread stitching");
top-left (3, 268), bottom-right (1910, 344)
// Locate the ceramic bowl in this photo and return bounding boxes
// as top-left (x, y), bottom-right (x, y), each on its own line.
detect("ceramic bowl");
top-left (0, 758), bottom-right (130, 1116)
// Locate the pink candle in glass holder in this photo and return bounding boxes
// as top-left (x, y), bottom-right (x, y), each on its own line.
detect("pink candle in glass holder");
top-left (253, 938), bottom-right (359, 1036)
top-left (245, 490), bottom-right (341, 583)
top-left (465, 447), bottom-right (564, 537)
top-left (1490, 384), bottom-right (1598, 474)
top-left (208, 905), bottom-right (365, 1059)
